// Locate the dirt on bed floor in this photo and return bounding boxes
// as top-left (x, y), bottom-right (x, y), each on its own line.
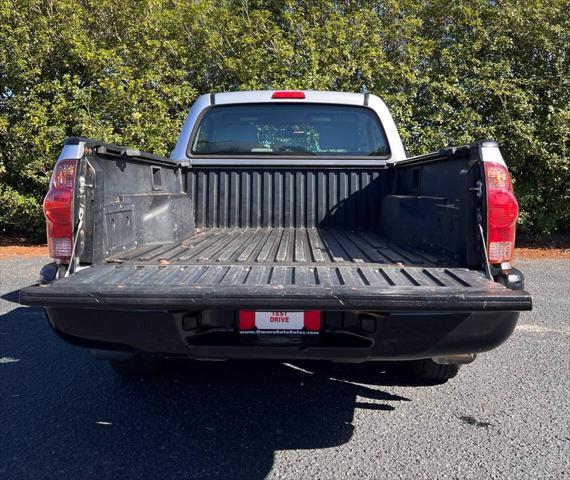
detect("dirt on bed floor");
top-left (1, 235), bottom-right (568, 260)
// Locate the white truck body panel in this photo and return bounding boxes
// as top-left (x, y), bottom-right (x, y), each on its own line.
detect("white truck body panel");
top-left (170, 90), bottom-right (406, 165)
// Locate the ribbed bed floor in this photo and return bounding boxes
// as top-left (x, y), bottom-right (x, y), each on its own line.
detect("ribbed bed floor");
top-left (109, 228), bottom-right (449, 267)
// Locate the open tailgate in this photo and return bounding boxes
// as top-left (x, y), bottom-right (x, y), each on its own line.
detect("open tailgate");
top-left (20, 264), bottom-right (532, 312)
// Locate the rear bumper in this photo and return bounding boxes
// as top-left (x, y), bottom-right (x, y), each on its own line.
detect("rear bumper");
top-left (43, 307), bottom-right (519, 362)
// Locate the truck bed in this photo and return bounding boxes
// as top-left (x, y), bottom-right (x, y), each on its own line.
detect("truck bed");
top-left (19, 141), bottom-right (532, 314)
top-left (20, 227), bottom-right (532, 312)
top-left (108, 228), bottom-right (444, 267)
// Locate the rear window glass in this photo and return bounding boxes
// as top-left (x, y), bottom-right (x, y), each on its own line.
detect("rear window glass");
top-left (190, 104), bottom-right (390, 157)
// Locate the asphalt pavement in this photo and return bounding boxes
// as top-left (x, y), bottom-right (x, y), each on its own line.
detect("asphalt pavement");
top-left (1, 256), bottom-right (568, 479)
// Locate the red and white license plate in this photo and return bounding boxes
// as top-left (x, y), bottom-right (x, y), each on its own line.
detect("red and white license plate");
top-left (239, 310), bottom-right (321, 335)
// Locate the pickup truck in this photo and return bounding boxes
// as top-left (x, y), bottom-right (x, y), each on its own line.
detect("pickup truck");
top-left (20, 90), bottom-right (532, 381)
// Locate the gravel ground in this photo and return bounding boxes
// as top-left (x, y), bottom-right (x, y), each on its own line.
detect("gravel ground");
top-left (1, 256), bottom-right (568, 479)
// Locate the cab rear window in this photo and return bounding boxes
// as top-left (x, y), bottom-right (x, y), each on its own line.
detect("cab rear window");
top-left (190, 104), bottom-right (390, 157)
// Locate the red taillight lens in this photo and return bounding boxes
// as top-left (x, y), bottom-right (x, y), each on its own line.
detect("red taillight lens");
top-left (488, 190), bottom-right (518, 229)
top-left (485, 163), bottom-right (518, 264)
top-left (43, 159), bottom-right (77, 260)
top-left (271, 91), bottom-right (306, 99)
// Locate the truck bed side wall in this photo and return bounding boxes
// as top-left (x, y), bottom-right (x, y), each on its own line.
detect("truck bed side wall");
top-left (78, 153), bottom-right (194, 264)
top-left (380, 147), bottom-right (483, 267)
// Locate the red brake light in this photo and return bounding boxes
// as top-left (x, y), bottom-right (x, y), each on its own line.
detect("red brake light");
top-left (271, 91), bottom-right (305, 99)
top-left (485, 163), bottom-right (518, 264)
top-left (43, 159), bottom-right (77, 261)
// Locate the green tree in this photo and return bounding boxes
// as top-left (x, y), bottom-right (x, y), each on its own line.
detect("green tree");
top-left (1, 0), bottom-right (568, 238)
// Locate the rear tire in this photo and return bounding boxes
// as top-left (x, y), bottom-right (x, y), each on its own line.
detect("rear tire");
top-left (409, 359), bottom-right (460, 381)
top-left (109, 356), bottom-right (161, 378)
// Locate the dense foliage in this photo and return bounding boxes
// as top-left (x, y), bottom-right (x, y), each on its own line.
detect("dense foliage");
top-left (1, 0), bottom-right (568, 239)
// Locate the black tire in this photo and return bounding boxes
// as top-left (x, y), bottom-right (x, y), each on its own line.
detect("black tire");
top-left (109, 356), bottom-right (161, 378)
top-left (409, 359), bottom-right (460, 381)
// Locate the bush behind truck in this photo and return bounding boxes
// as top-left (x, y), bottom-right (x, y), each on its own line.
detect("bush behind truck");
top-left (0, 0), bottom-right (568, 239)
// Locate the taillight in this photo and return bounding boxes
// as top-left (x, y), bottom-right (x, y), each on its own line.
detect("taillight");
top-left (485, 162), bottom-right (518, 264)
top-left (271, 91), bottom-right (305, 99)
top-left (43, 159), bottom-right (77, 261)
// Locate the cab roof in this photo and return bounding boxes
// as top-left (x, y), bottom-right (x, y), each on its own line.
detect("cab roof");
top-left (211, 90), bottom-right (368, 106)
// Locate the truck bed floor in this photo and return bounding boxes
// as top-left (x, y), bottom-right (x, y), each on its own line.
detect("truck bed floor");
top-left (109, 228), bottom-right (447, 267)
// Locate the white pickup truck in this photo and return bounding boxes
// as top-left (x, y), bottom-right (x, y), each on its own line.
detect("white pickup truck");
top-left (20, 90), bottom-right (532, 381)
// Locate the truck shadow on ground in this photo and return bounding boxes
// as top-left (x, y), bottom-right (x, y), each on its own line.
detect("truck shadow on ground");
top-left (1, 305), bottom-right (435, 480)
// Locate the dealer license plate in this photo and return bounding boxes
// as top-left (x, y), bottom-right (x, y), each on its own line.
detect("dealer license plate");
top-left (239, 310), bottom-right (321, 335)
